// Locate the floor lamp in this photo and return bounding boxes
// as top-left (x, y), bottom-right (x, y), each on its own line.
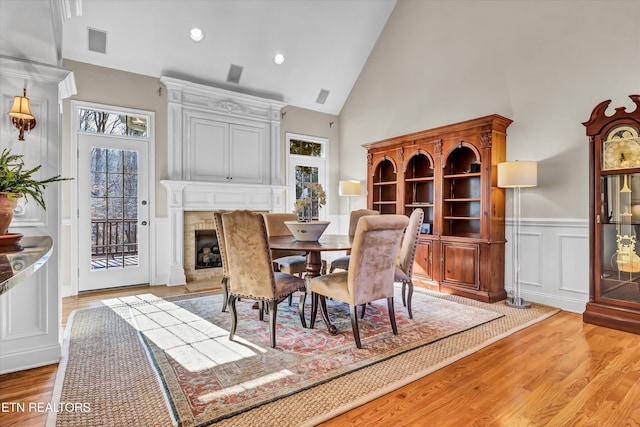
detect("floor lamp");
top-left (498, 161), bottom-right (538, 309)
top-left (339, 180), bottom-right (361, 213)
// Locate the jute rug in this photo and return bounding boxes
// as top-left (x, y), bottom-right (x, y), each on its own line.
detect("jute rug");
top-left (49, 287), bottom-right (559, 426)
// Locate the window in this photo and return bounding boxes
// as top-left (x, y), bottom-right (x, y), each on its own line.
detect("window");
top-left (79, 108), bottom-right (148, 138)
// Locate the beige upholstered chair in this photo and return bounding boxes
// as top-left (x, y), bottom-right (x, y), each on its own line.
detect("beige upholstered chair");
top-left (262, 213), bottom-right (307, 276)
top-left (395, 208), bottom-right (424, 319)
top-left (309, 214), bottom-right (409, 348)
top-left (222, 210), bottom-right (306, 348)
top-left (329, 209), bottom-right (380, 272)
top-left (212, 210), bottom-right (230, 312)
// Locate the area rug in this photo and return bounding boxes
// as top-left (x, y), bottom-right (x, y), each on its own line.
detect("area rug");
top-left (49, 287), bottom-right (559, 426)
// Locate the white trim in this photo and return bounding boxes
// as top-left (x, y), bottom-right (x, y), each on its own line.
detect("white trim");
top-left (69, 100), bottom-right (155, 296)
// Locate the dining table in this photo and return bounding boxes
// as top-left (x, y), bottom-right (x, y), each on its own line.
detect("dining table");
top-left (268, 234), bottom-right (352, 327)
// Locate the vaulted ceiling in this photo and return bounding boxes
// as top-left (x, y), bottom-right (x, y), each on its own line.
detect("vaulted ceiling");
top-left (0, 0), bottom-right (396, 115)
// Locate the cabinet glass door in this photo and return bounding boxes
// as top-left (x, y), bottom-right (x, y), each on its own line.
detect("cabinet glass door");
top-left (599, 173), bottom-right (640, 304)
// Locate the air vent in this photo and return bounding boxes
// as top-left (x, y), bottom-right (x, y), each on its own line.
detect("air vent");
top-left (226, 64), bottom-right (243, 84)
top-left (88, 28), bottom-right (107, 54)
top-left (316, 89), bottom-right (330, 105)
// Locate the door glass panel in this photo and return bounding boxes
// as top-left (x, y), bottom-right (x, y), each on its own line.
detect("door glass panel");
top-left (295, 166), bottom-right (320, 220)
top-left (79, 108), bottom-right (148, 137)
top-left (290, 139), bottom-right (322, 157)
top-left (90, 148), bottom-right (139, 270)
top-left (600, 173), bottom-right (640, 303)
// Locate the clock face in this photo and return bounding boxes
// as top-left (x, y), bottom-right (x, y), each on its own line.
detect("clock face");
top-left (603, 125), bottom-right (640, 170)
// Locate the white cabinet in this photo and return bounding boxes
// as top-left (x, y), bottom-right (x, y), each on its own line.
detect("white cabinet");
top-left (185, 111), bottom-right (268, 184)
top-left (162, 76), bottom-right (286, 185)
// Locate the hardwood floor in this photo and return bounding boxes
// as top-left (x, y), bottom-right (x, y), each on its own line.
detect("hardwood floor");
top-left (1, 285), bottom-right (639, 426)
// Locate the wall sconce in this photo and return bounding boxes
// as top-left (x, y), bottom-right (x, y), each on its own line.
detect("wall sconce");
top-left (7, 88), bottom-right (36, 141)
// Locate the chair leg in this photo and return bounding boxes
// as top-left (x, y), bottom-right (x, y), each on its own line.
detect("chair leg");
top-left (221, 277), bottom-right (229, 312)
top-left (406, 280), bottom-right (414, 319)
top-left (387, 297), bottom-right (398, 335)
top-left (228, 295), bottom-right (238, 341)
top-left (402, 281), bottom-right (407, 307)
top-left (360, 303), bottom-right (366, 319)
top-left (268, 300), bottom-right (277, 348)
top-left (310, 292), bottom-right (318, 328)
top-left (298, 289), bottom-right (308, 328)
top-left (259, 301), bottom-right (265, 321)
top-left (350, 305), bottom-right (362, 349)
top-left (288, 293), bottom-right (293, 306)
top-left (318, 295), bottom-right (338, 335)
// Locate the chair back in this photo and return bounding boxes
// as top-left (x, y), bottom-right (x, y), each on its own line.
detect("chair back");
top-left (222, 210), bottom-right (275, 299)
top-left (348, 214), bottom-right (409, 305)
top-left (212, 210), bottom-right (229, 277)
top-left (398, 209), bottom-right (424, 277)
top-left (262, 212), bottom-right (306, 259)
top-left (348, 209), bottom-right (379, 237)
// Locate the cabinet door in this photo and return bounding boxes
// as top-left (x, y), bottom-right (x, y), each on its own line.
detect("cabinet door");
top-left (229, 123), bottom-right (267, 184)
top-left (187, 117), bottom-right (228, 181)
top-left (441, 241), bottom-right (479, 289)
top-left (413, 240), bottom-right (432, 280)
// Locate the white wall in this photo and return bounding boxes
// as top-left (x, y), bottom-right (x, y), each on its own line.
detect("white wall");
top-left (0, 57), bottom-right (74, 373)
top-left (339, 0), bottom-right (640, 312)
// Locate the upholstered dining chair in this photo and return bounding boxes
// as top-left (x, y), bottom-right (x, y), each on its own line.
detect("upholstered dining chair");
top-left (309, 214), bottom-right (409, 349)
top-left (262, 213), bottom-right (307, 275)
top-left (395, 208), bottom-right (424, 319)
top-left (212, 210), bottom-right (230, 312)
top-left (329, 208), bottom-right (379, 273)
top-left (222, 210), bottom-right (306, 348)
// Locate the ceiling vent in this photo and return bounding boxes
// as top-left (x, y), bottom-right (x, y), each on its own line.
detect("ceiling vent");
top-left (226, 64), bottom-right (243, 84)
top-left (88, 28), bottom-right (107, 54)
top-left (316, 89), bottom-right (330, 105)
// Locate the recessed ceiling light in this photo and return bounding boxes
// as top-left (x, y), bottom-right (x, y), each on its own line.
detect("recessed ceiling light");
top-left (190, 28), bottom-right (204, 42)
top-left (273, 53), bottom-right (285, 65)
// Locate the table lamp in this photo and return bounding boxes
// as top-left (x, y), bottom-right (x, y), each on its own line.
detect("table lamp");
top-left (498, 160), bottom-right (538, 308)
top-left (339, 180), bottom-right (361, 213)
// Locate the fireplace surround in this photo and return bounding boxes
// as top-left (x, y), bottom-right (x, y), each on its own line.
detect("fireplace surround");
top-left (162, 180), bottom-right (286, 285)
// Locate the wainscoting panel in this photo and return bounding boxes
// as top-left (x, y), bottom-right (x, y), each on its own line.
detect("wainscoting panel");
top-left (505, 218), bottom-right (589, 313)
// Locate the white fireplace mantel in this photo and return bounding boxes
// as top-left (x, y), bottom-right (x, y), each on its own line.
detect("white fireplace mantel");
top-left (161, 180), bottom-right (287, 285)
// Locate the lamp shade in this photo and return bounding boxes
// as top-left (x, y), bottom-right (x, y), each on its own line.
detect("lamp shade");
top-left (339, 180), bottom-right (361, 196)
top-left (498, 161), bottom-right (537, 188)
top-left (7, 91), bottom-right (34, 120)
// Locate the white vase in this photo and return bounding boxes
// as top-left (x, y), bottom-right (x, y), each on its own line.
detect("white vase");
top-left (284, 220), bottom-right (330, 242)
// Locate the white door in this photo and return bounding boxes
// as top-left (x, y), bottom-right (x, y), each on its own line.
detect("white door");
top-left (78, 133), bottom-right (150, 290)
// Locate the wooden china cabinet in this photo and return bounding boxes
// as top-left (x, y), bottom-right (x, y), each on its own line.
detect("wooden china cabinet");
top-left (584, 95), bottom-right (640, 334)
top-left (363, 114), bottom-right (512, 302)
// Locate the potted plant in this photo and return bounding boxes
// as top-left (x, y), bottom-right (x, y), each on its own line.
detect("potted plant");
top-left (287, 182), bottom-right (330, 241)
top-left (0, 148), bottom-right (70, 236)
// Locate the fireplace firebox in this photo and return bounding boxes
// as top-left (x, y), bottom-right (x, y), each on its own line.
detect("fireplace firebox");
top-left (195, 229), bottom-right (222, 269)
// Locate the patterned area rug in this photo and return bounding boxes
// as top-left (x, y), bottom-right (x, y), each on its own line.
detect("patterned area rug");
top-left (49, 288), bottom-right (559, 426)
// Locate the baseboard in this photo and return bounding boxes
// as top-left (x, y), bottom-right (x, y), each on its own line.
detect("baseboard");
top-left (0, 343), bottom-right (61, 375)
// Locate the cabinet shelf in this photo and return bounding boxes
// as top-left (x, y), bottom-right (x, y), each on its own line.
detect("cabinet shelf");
top-left (373, 201), bottom-right (397, 205)
top-left (406, 203), bottom-right (434, 207)
top-left (373, 181), bottom-right (397, 186)
top-left (444, 216), bottom-right (481, 220)
top-left (405, 177), bottom-right (434, 182)
top-left (444, 172), bottom-right (481, 179)
top-left (444, 198), bottom-right (480, 202)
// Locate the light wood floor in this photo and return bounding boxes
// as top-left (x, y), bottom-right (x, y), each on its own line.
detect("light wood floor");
top-left (1, 285), bottom-right (639, 427)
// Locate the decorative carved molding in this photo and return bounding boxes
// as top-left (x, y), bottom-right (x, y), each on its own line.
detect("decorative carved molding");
top-left (434, 139), bottom-right (442, 155)
top-left (367, 153), bottom-right (373, 172)
top-left (481, 132), bottom-right (493, 147)
top-left (398, 148), bottom-right (405, 172)
top-left (213, 99), bottom-right (249, 114)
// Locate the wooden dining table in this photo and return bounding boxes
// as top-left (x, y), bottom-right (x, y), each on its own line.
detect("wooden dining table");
top-left (268, 234), bottom-right (352, 278)
top-left (268, 234), bottom-right (352, 327)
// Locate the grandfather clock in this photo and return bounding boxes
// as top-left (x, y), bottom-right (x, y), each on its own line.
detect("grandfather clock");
top-left (583, 94), bottom-right (640, 334)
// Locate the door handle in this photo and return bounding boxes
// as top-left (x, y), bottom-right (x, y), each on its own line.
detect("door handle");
top-left (141, 221), bottom-right (148, 226)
